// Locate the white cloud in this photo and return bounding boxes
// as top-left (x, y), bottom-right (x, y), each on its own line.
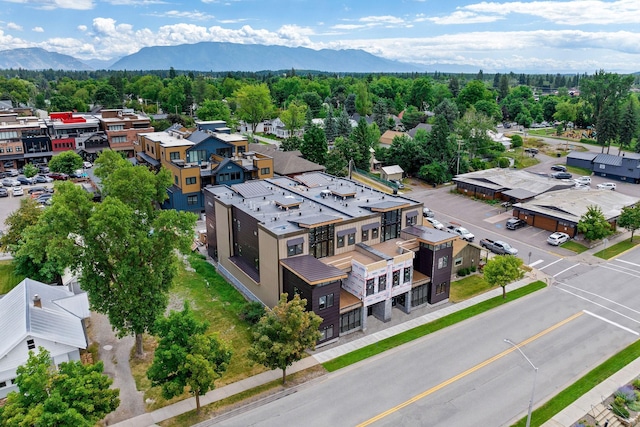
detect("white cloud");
top-left (433, 0), bottom-right (640, 26)
top-left (217, 18), bottom-right (249, 24)
top-left (359, 15), bottom-right (405, 25)
top-left (7, 22), bottom-right (23, 31)
top-left (104, 0), bottom-right (168, 5)
top-left (77, 25), bottom-right (87, 32)
top-left (32, 26), bottom-right (44, 32)
top-left (1, 0), bottom-right (94, 10)
top-left (147, 10), bottom-right (215, 21)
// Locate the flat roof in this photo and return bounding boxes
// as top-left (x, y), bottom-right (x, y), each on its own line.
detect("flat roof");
top-left (140, 131), bottom-right (194, 148)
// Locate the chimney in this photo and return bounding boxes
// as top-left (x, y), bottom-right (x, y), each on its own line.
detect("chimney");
top-left (33, 294), bottom-right (41, 308)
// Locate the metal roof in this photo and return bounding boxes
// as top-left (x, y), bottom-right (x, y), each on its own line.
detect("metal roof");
top-left (502, 188), bottom-right (537, 200)
top-left (0, 279), bottom-right (89, 360)
top-left (280, 255), bottom-right (348, 285)
top-left (567, 151), bottom-right (598, 161)
top-left (594, 154), bottom-right (623, 166)
top-left (454, 168), bottom-right (574, 196)
top-left (401, 224), bottom-right (458, 244)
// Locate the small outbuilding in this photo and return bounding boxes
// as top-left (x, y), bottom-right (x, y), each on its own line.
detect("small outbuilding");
top-left (380, 165), bottom-right (404, 181)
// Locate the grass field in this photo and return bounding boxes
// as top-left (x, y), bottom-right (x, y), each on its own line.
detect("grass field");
top-left (449, 274), bottom-right (496, 302)
top-left (0, 260), bottom-right (25, 294)
top-left (561, 240), bottom-right (589, 254)
top-left (594, 239), bottom-right (640, 259)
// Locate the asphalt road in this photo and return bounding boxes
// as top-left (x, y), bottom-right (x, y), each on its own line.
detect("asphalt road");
top-left (213, 247), bottom-right (640, 426)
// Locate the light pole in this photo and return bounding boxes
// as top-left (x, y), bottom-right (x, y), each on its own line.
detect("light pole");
top-left (504, 338), bottom-right (538, 427)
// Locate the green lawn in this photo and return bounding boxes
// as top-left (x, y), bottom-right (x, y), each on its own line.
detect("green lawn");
top-left (561, 240), bottom-right (589, 254)
top-left (0, 260), bottom-right (25, 294)
top-left (566, 165), bottom-right (593, 176)
top-left (449, 274), bottom-right (497, 302)
top-left (593, 239), bottom-right (640, 259)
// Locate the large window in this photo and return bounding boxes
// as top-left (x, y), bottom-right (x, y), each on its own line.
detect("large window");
top-left (378, 274), bottom-right (387, 291)
top-left (372, 227), bottom-right (379, 240)
top-left (366, 279), bottom-right (375, 296)
top-left (436, 282), bottom-right (447, 295)
top-left (261, 167), bottom-right (270, 175)
top-left (347, 232), bottom-right (356, 246)
top-left (340, 307), bottom-right (362, 333)
top-left (392, 270), bottom-right (400, 287)
top-left (187, 149), bottom-right (208, 163)
top-left (403, 267), bottom-right (411, 284)
top-left (412, 284), bottom-right (429, 307)
top-left (187, 195), bottom-right (198, 205)
top-left (361, 229), bottom-right (369, 242)
top-left (438, 256), bottom-right (449, 269)
top-left (108, 124), bottom-right (124, 131)
top-left (170, 151), bottom-right (180, 160)
top-left (287, 242), bottom-right (303, 257)
top-left (319, 293), bottom-right (334, 310)
top-left (111, 136), bottom-right (127, 143)
top-left (337, 235), bottom-right (345, 248)
top-left (309, 224), bottom-right (335, 258)
top-left (382, 209), bottom-right (401, 241)
top-left (185, 177), bottom-right (196, 185)
top-left (319, 324), bottom-right (334, 341)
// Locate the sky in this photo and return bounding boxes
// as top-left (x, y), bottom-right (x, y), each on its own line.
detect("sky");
top-left (0, 0), bottom-right (639, 73)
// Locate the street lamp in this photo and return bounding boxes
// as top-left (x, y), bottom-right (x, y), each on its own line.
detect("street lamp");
top-left (504, 338), bottom-right (538, 427)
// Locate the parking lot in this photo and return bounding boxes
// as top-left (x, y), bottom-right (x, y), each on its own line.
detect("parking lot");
top-left (0, 181), bottom-right (55, 231)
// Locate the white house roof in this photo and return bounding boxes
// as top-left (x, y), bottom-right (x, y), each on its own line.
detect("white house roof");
top-left (381, 165), bottom-right (404, 175)
top-left (0, 279), bottom-right (90, 359)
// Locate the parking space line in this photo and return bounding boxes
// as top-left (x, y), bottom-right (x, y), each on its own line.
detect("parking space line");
top-left (539, 258), bottom-right (562, 271)
top-left (599, 264), bottom-right (640, 278)
top-left (557, 282), bottom-right (640, 316)
top-left (583, 310), bottom-right (639, 336)
top-left (615, 259), bottom-right (640, 268)
top-left (555, 286), bottom-right (640, 326)
top-left (553, 263), bottom-right (579, 277)
top-left (529, 259), bottom-right (544, 267)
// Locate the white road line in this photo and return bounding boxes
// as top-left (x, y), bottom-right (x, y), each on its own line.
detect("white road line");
top-left (557, 282), bottom-right (640, 316)
top-left (601, 263), bottom-right (640, 275)
top-left (538, 258), bottom-right (563, 271)
top-left (599, 264), bottom-right (640, 278)
top-left (556, 287), bottom-right (640, 326)
top-left (583, 310), bottom-right (640, 336)
top-left (615, 259), bottom-right (640, 268)
top-left (553, 263), bottom-right (579, 277)
top-left (529, 259), bottom-right (544, 267)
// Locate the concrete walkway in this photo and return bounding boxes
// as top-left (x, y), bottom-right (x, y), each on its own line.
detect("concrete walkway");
top-left (111, 230), bottom-right (639, 427)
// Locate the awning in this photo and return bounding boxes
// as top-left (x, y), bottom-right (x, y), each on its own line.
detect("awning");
top-left (405, 210), bottom-right (418, 218)
top-left (137, 152), bottom-right (160, 167)
top-left (337, 227), bottom-right (356, 237)
top-left (362, 223), bottom-right (380, 231)
top-left (287, 237), bottom-right (304, 246)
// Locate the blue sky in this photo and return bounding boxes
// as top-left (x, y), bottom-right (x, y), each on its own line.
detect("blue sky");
top-left (0, 0), bottom-right (639, 72)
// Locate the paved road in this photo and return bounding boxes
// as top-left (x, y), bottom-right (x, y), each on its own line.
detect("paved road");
top-left (213, 246), bottom-right (640, 426)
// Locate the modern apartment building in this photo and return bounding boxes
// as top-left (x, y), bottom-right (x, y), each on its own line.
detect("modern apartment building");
top-left (204, 172), bottom-right (459, 345)
top-left (0, 113), bottom-right (51, 170)
top-left (95, 109), bottom-right (154, 158)
top-left (136, 124), bottom-right (274, 212)
top-left (46, 112), bottom-right (101, 154)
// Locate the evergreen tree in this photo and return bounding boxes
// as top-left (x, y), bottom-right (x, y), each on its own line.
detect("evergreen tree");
top-left (324, 105), bottom-right (337, 142)
top-left (344, 93), bottom-right (357, 116)
top-left (336, 108), bottom-right (353, 138)
top-left (372, 100), bottom-right (389, 133)
top-left (620, 100), bottom-right (638, 152)
top-left (300, 124), bottom-right (327, 165)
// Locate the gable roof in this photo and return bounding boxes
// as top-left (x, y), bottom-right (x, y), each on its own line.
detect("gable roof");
top-left (408, 123), bottom-right (433, 138)
top-left (248, 143), bottom-right (325, 176)
top-left (379, 130), bottom-right (407, 145)
top-left (0, 279), bottom-right (89, 359)
top-left (381, 165), bottom-right (404, 175)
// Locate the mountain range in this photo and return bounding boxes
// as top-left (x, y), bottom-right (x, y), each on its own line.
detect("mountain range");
top-left (0, 42), bottom-right (422, 73)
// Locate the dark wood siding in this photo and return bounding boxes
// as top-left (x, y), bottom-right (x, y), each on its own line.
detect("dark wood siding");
top-left (232, 206), bottom-right (260, 280)
top-left (430, 245), bottom-right (452, 304)
top-left (204, 190), bottom-right (218, 261)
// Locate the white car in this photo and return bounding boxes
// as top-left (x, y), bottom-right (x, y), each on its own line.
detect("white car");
top-left (12, 186), bottom-right (23, 196)
top-left (83, 161), bottom-right (93, 168)
top-left (547, 232), bottom-right (570, 246)
top-left (573, 176), bottom-right (591, 185)
top-left (426, 217), bottom-right (445, 230)
top-left (597, 182), bottom-right (616, 190)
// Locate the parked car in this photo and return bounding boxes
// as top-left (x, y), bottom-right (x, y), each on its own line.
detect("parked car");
top-left (1, 178), bottom-right (20, 187)
top-left (12, 186), bottom-right (24, 196)
top-left (573, 176), bottom-right (592, 185)
top-left (505, 218), bottom-right (526, 230)
top-left (389, 179), bottom-right (405, 189)
top-left (33, 174), bottom-right (53, 183)
top-left (5, 168), bottom-right (19, 177)
top-left (36, 193), bottom-right (53, 204)
top-left (28, 186), bottom-right (52, 195)
top-left (38, 165), bottom-right (50, 174)
top-left (16, 176), bottom-right (33, 185)
top-left (573, 183), bottom-right (590, 190)
top-left (83, 161), bottom-right (93, 168)
top-left (480, 238), bottom-right (518, 255)
top-left (597, 182), bottom-right (617, 190)
top-left (47, 172), bottom-right (69, 181)
top-left (524, 147), bottom-right (539, 154)
top-left (446, 224), bottom-right (475, 242)
top-left (551, 171), bottom-right (573, 179)
top-left (422, 207), bottom-right (435, 218)
top-left (547, 231), bottom-right (570, 246)
top-left (0, 188), bottom-right (7, 197)
top-left (550, 165), bottom-right (567, 172)
top-left (70, 169), bottom-right (88, 179)
top-left (426, 217), bottom-right (445, 230)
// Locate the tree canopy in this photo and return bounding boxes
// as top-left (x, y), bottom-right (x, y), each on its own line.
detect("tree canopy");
top-left (234, 83), bottom-right (274, 134)
top-left (577, 205), bottom-right (614, 241)
top-left (0, 348), bottom-right (120, 427)
top-left (248, 294), bottom-right (322, 384)
top-left (48, 150), bottom-right (83, 175)
top-left (147, 302), bottom-right (232, 413)
top-left (617, 204), bottom-right (640, 242)
top-left (483, 255), bottom-right (524, 299)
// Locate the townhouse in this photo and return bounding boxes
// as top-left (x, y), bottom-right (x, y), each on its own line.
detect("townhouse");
top-left (204, 172), bottom-right (461, 345)
top-left (136, 124), bottom-right (274, 212)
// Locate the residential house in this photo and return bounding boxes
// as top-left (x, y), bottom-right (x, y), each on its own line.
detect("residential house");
top-left (95, 109), bottom-right (154, 158)
top-left (378, 130), bottom-right (407, 148)
top-left (407, 123), bottom-right (433, 138)
top-left (263, 118), bottom-right (303, 140)
top-left (136, 126), bottom-right (274, 212)
top-left (204, 172), bottom-right (458, 345)
top-left (248, 143), bottom-right (325, 177)
top-left (0, 278), bottom-right (90, 398)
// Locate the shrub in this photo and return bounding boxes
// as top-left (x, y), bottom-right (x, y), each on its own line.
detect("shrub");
top-left (497, 157), bottom-right (510, 168)
top-left (510, 134), bottom-right (523, 148)
top-left (612, 396), bottom-right (631, 418)
top-left (239, 301), bottom-right (266, 324)
top-left (457, 267), bottom-right (469, 276)
top-left (632, 378), bottom-right (640, 390)
top-left (615, 385), bottom-right (636, 404)
top-left (470, 265), bottom-right (477, 273)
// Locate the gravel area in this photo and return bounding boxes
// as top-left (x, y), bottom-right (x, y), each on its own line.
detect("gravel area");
top-left (87, 312), bottom-right (146, 425)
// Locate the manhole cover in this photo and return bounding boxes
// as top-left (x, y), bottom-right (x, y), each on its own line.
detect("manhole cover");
top-left (103, 345), bottom-right (113, 351)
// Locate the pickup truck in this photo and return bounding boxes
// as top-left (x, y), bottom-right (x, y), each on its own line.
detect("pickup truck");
top-left (446, 224), bottom-right (475, 242)
top-left (480, 238), bottom-right (518, 255)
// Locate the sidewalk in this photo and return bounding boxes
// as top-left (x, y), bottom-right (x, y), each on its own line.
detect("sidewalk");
top-left (112, 231), bottom-right (639, 427)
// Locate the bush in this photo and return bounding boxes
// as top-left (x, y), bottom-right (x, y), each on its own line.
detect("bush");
top-left (510, 134), bottom-right (523, 148)
top-left (616, 385), bottom-right (636, 404)
top-left (632, 378), bottom-right (640, 390)
top-left (239, 301), bottom-right (265, 324)
top-left (612, 396), bottom-right (631, 418)
top-left (457, 267), bottom-right (469, 276)
top-left (497, 157), bottom-right (510, 168)
top-left (470, 265), bottom-right (477, 273)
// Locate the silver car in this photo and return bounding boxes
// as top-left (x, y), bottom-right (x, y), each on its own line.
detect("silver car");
top-left (547, 232), bottom-right (570, 246)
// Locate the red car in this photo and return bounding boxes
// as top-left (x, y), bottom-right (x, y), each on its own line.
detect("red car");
top-left (47, 172), bottom-right (69, 181)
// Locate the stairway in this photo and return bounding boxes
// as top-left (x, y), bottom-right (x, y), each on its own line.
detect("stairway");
top-left (591, 402), bottom-right (626, 427)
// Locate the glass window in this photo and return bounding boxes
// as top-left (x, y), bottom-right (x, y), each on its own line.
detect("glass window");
top-left (366, 279), bottom-right (375, 296)
top-left (372, 228), bottom-right (379, 239)
top-left (455, 257), bottom-right (463, 266)
top-left (27, 339), bottom-right (35, 350)
top-left (392, 270), bottom-right (400, 287)
top-left (378, 274), bottom-right (387, 291)
top-left (403, 267), bottom-right (411, 283)
top-left (436, 282), bottom-right (447, 295)
top-left (187, 195), bottom-right (198, 205)
top-left (261, 167), bottom-right (270, 175)
top-left (438, 256), bottom-right (449, 269)
top-left (287, 243), bottom-right (303, 257)
top-left (319, 293), bottom-right (334, 310)
top-left (340, 307), bottom-right (362, 333)
top-left (407, 214), bottom-right (417, 226)
top-left (337, 235), bottom-right (345, 248)
top-left (170, 151), bottom-right (180, 160)
top-left (347, 233), bottom-right (355, 245)
top-left (361, 229), bottom-right (369, 241)
top-left (186, 177), bottom-right (196, 185)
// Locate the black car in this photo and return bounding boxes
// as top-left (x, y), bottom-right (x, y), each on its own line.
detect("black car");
top-left (550, 165), bottom-right (567, 172)
top-left (0, 188), bottom-right (8, 197)
top-left (524, 147), bottom-right (539, 154)
top-left (36, 193), bottom-right (53, 203)
top-left (16, 176), bottom-right (34, 185)
top-left (552, 171), bottom-right (572, 179)
top-left (506, 218), bottom-right (526, 230)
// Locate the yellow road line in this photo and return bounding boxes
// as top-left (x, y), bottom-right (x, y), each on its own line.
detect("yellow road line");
top-left (356, 311), bottom-right (584, 427)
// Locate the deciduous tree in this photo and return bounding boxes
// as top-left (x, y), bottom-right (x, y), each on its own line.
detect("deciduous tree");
top-left (248, 294), bottom-right (322, 384)
top-left (577, 205), bottom-right (613, 241)
top-left (48, 150), bottom-right (83, 175)
top-left (147, 302), bottom-right (232, 413)
top-left (617, 205), bottom-right (640, 242)
top-left (234, 83), bottom-right (274, 134)
top-left (195, 99), bottom-right (231, 123)
top-left (280, 100), bottom-right (307, 140)
top-left (483, 255), bottom-right (524, 299)
top-left (300, 124), bottom-right (327, 165)
top-left (0, 348), bottom-right (119, 427)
